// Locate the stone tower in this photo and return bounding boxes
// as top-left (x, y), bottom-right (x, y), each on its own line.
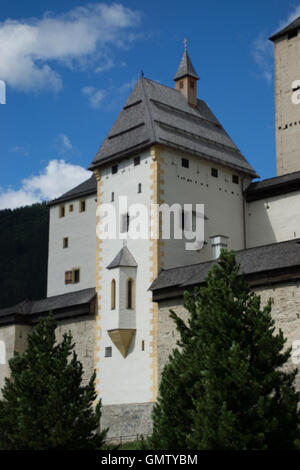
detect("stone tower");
top-left (270, 17), bottom-right (300, 176)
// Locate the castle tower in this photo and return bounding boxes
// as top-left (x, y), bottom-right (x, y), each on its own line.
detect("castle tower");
top-left (270, 17), bottom-right (300, 176)
top-left (173, 40), bottom-right (199, 107)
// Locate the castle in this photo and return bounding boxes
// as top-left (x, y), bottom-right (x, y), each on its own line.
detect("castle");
top-left (1, 17), bottom-right (300, 439)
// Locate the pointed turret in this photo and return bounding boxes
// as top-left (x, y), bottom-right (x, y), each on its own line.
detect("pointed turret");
top-left (174, 40), bottom-right (199, 108)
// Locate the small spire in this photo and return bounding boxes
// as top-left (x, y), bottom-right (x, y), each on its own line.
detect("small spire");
top-left (173, 44), bottom-right (199, 81)
top-left (184, 38), bottom-right (187, 52)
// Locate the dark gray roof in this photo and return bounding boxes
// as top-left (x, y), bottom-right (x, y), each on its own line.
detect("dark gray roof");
top-left (49, 175), bottom-right (96, 207)
top-left (173, 50), bottom-right (199, 81)
top-left (89, 77), bottom-right (257, 177)
top-left (270, 16), bottom-right (300, 41)
top-left (245, 170), bottom-right (300, 201)
top-left (0, 288), bottom-right (96, 324)
top-left (150, 239), bottom-right (300, 293)
top-left (107, 246), bottom-right (137, 269)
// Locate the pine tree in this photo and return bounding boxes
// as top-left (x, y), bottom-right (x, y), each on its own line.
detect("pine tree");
top-left (150, 250), bottom-right (300, 450)
top-left (0, 315), bottom-right (108, 450)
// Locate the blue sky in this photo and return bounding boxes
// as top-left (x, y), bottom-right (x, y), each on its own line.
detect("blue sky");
top-left (0, 0), bottom-right (299, 209)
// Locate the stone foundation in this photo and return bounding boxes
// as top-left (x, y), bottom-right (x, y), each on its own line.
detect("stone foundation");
top-left (101, 402), bottom-right (154, 441)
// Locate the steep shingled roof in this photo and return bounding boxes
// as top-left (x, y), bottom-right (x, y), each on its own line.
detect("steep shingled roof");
top-left (107, 246), bottom-right (137, 269)
top-left (150, 239), bottom-right (300, 293)
top-left (173, 50), bottom-right (199, 81)
top-left (89, 76), bottom-right (257, 177)
top-left (49, 175), bottom-right (96, 207)
top-left (269, 16), bottom-right (300, 41)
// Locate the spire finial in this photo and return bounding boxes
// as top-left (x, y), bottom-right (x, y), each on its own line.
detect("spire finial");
top-left (184, 38), bottom-right (187, 52)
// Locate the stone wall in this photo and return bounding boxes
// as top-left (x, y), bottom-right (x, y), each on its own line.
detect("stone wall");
top-left (101, 402), bottom-right (153, 441)
top-left (157, 281), bottom-right (300, 390)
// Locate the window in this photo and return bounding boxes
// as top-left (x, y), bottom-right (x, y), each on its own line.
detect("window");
top-left (190, 80), bottom-right (195, 89)
top-left (232, 174), bottom-right (239, 184)
top-left (134, 156), bottom-right (140, 166)
top-left (288, 30), bottom-right (298, 40)
top-left (65, 271), bottom-right (72, 284)
top-left (181, 158), bottom-right (189, 168)
top-left (138, 183), bottom-right (142, 193)
top-left (111, 192), bottom-right (114, 202)
top-left (79, 200), bottom-right (86, 212)
top-left (141, 340), bottom-right (145, 351)
top-left (211, 168), bottom-right (218, 178)
top-left (112, 164), bottom-right (118, 175)
top-left (63, 237), bottom-right (68, 249)
top-left (105, 347), bottom-right (112, 358)
top-left (59, 205), bottom-right (65, 218)
top-left (69, 204), bottom-right (74, 212)
top-left (111, 279), bottom-right (116, 310)
top-left (179, 81), bottom-right (183, 89)
top-left (120, 213), bottom-right (130, 233)
top-left (72, 268), bottom-right (80, 284)
top-left (126, 278), bottom-right (134, 309)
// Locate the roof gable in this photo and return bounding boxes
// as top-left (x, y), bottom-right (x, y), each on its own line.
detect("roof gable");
top-left (89, 76), bottom-right (257, 177)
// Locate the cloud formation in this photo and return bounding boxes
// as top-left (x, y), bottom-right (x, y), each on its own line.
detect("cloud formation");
top-left (0, 3), bottom-right (140, 92)
top-left (82, 86), bottom-right (106, 108)
top-left (0, 160), bottom-right (90, 209)
top-left (252, 5), bottom-right (300, 84)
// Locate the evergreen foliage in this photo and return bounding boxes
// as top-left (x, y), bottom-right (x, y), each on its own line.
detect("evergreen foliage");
top-left (0, 203), bottom-right (49, 308)
top-left (0, 315), bottom-right (107, 450)
top-left (149, 250), bottom-right (300, 450)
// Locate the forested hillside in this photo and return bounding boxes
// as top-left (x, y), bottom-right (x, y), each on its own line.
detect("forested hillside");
top-left (0, 203), bottom-right (49, 308)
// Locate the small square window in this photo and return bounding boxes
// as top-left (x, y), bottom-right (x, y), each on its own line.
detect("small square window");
top-left (59, 205), bottom-right (65, 218)
top-left (105, 347), bottom-right (112, 358)
top-left (232, 175), bottom-right (239, 184)
top-left (211, 168), bottom-right (218, 178)
top-left (65, 271), bottom-right (72, 284)
top-left (111, 192), bottom-right (114, 202)
top-left (69, 204), bottom-right (74, 212)
top-left (72, 268), bottom-right (80, 284)
top-left (79, 200), bottom-right (86, 212)
top-left (181, 158), bottom-right (189, 168)
top-left (63, 237), bottom-right (68, 249)
top-left (138, 183), bottom-right (142, 193)
top-left (112, 165), bottom-right (118, 175)
top-left (134, 156), bottom-right (140, 166)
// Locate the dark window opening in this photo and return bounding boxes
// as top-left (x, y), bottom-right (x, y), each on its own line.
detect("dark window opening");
top-left (181, 158), bottom-right (189, 168)
top-left (63, 237), bottom-right (68, 249)
top-left (190, 80), bottom-right (195, 89)
top-left (105, 347), bottom-right (112, 357)
top-left (232, 175), bottom-right (239, 184)
top-left (73, 269), bottom-right (80, 284)
top-left (211, 168), bottom-right (218, 178)
top-left (179, 81), bottom-right (184, 89)
top-left (138, 183), bottom-right (142, 193)
top-left (111, 192), bottom-right (114, 202)
top-left (112, 164), bottom-right (118, 175)
top-left (79, 200), bottom-right (86, 212)
top-left (134, 156), bottom-right (140, 166)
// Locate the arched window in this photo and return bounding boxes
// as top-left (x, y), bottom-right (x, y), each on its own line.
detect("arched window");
top-left (126, 278), bottom-right (134, 309)
top-left (111, 279), bottom-right (116, 310)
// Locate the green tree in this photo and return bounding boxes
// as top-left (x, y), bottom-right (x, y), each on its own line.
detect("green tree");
top-left (0, 315), bottom-right (107, 450)
top-left (150, 250), bottom-right (300, 450)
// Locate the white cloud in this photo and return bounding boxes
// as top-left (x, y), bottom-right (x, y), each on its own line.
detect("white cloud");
top-left (0, 160), bottom-right (90, 209)
top-left (252, 5), bottom-right (300, 84)
top-left (0, 3), bottom-right (140, 92)
top-left (251, 33), bottom-right (273, 84)
top-left (55, 133), bottom-right (74, 155)
top-left (82, 86), bottom-right (106, 108)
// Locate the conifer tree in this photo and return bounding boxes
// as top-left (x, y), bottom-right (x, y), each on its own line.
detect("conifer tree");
top-left (150, 250), bottom-right (300, 450)
top-left (0, 315), bottom-right (107, 450)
